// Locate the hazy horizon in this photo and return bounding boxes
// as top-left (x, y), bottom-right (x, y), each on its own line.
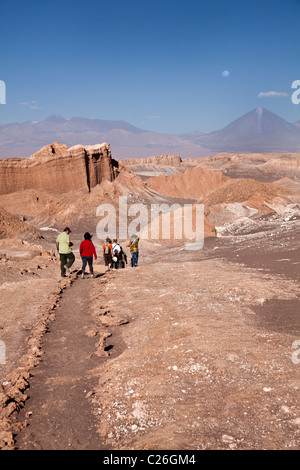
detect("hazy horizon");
top-left (1, 105), bottom-right (300, 160)
top-left (1, 105), bottom-right (299, 135)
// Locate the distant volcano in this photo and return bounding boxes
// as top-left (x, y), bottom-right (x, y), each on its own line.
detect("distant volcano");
top-left (186, 107), bottom-right (300, 153)
top-left (217, 107), bottom-right (300, 137)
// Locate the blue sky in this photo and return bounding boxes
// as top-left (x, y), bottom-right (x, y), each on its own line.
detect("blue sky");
top-left (0, 0), bottom-right (300, 133)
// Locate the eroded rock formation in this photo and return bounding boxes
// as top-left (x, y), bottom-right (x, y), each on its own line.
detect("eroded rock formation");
top-left (0, 142), bottom-right (115, 195)
top-left (0, 205), bottom-right (40, 240)
top-left (121, 155), bottom-right (183, 167)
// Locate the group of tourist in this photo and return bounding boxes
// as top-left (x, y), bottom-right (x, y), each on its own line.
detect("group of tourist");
top-left (55, 227), bottom-right (139, 278)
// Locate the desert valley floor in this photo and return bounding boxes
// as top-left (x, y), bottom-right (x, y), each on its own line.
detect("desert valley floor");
top-left (0, 148), bottom-right (300, 450)
top-left (0, 220), bottom-right (299, 450)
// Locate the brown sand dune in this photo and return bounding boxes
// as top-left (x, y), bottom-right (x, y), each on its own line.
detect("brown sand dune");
top-left (198, 178), bottom-right (293, 208)
top-left (274, 177), bottom-right (300, 192)
top-left (146, 166), bottom-right (228, 199)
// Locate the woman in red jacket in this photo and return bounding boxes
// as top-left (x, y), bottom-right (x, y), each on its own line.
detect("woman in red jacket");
top-left (80, 232), bottom-right (97, 278)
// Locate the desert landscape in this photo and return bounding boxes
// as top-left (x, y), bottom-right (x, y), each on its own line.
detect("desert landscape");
top-left (0, 141), bottom-right (299, 450)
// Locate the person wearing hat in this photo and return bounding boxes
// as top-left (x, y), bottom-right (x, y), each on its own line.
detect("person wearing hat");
top-left (79, 232), bottom-right (97, 278)
top-left (127, 234), bottom-right (139, 267)
top-left (56, 227), bottom-right (75, 278)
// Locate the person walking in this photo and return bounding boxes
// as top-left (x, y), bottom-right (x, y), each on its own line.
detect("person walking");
top-left (79, 232), bottom-right (97, 278)
top-left (112, 239), bottom-right (121, 269)
top-left (56, 227), bottom-right (75, 278)
top-left (118, 245), bottom-right (127, 269)
top-left (128, 235), bottom-right (139, 267)
top-left (103, 238), bottom-right (113, 271)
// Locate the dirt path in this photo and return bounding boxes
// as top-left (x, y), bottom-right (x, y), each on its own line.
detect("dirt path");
top-left (11, 245), bottom-right (300, 450)
top-left (14, 274), bottom-right (109, 450)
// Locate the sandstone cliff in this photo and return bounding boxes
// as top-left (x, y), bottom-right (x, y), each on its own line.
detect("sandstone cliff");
top-left (0, 142), bottom-right (115, 195)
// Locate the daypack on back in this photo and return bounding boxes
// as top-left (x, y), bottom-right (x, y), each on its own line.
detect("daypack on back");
top-left (104, 244), bottom-right (111, 255)
top-left (130, 238), bottom-right (139, 253)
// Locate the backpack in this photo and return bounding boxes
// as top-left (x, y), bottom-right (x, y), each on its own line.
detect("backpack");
top-left (130, 238), bottom-right (139, 253)
top-left (113, 244), bottom-right (120, 255)
top-left (104, 244), bottom-right (111, 255)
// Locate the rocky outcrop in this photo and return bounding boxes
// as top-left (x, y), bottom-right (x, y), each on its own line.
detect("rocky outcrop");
top-left (0, 205), bottom-right (40, 240)
top-left (197, 177), bottom-right (295, 227)
top-left (0, 142), bottom-right (115, 195)
top-left (121, 155), bottom-right (183, 167)
top-left (193, 152), bottom-right (300, 183)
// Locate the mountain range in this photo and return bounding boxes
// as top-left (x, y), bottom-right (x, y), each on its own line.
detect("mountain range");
top-left (0, 107), bottom-right (300, 160)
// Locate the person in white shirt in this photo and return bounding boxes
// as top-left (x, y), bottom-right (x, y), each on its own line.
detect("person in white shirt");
top-left (112, 239), bottom-right (121, 269)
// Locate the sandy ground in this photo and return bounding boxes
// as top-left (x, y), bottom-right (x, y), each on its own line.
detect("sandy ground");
top-left (88, 257), bottom-right (300, 450)
top-left (1, 215), bottom-right (298, 451)
top-left (0, 239), bottom-right (60, 383)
